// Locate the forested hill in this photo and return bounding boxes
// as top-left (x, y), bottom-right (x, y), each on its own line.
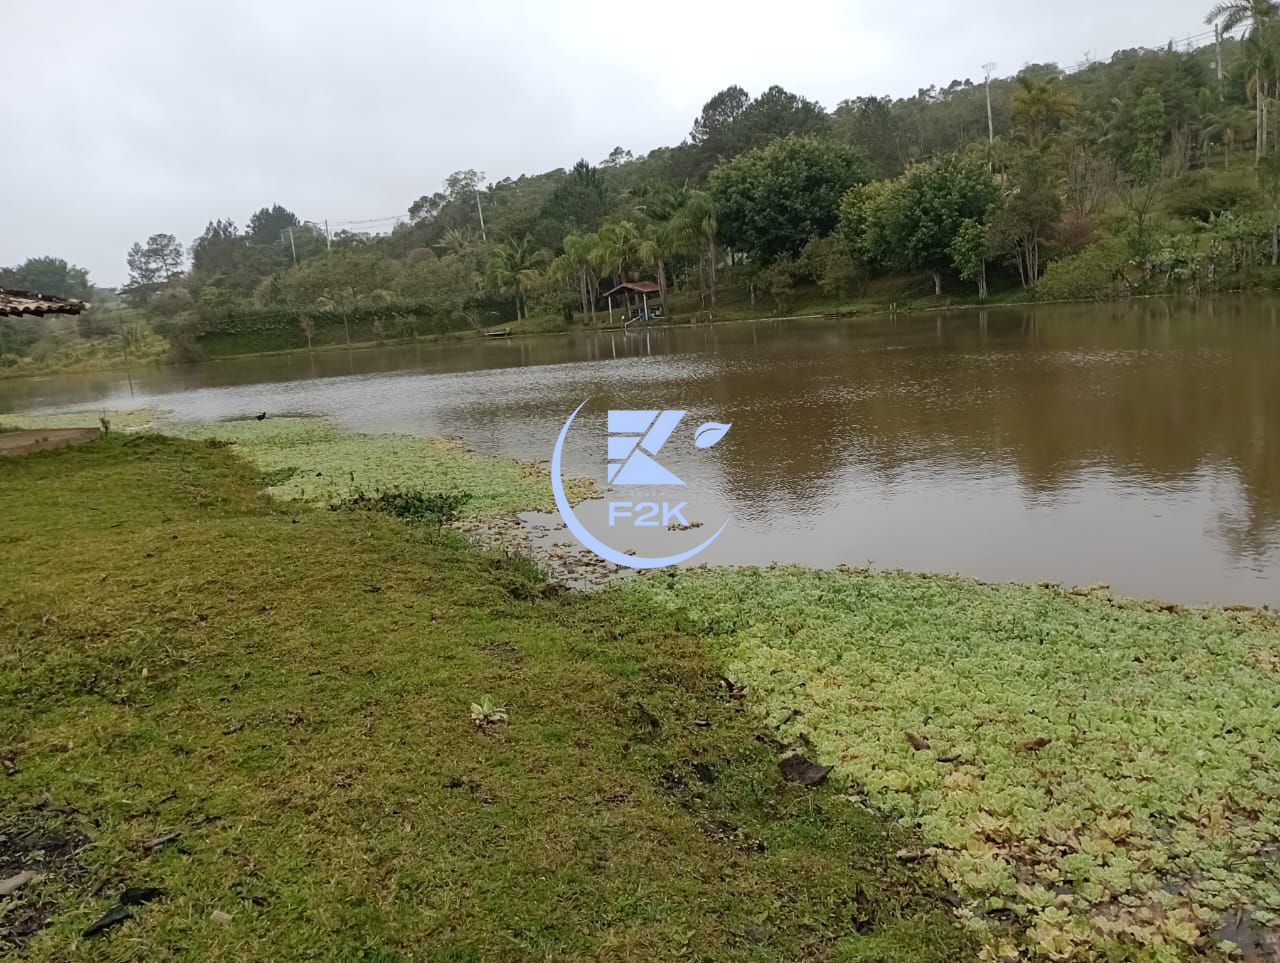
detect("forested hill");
top-left (6, 13), bottom-right (1280, 364)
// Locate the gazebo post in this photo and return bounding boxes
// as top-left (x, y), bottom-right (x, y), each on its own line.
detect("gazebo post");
top-left (642, 291), bottom-right (649, 320)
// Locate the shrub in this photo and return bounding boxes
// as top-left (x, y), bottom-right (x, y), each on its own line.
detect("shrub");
top-left (335, 488), bottom-right (471, 526)
top-left (1162, 171), bottom-right (1257, 223)
top-left (1035, 239), bottom-right (1132, 301)
top-left (1050, 213), bottom-right (1098, 258)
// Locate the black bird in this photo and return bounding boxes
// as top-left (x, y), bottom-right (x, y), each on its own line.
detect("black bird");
top-left (255, 412), bottom-right (267, 421)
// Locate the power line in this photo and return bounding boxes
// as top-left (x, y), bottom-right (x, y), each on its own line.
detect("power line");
top-left (297, 21), bottom-right (1237, 233)
top-left (1060, 28), bottom-right (1221, 75)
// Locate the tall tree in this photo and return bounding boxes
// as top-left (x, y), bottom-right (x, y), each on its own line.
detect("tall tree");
top-left (191, 219), bottom-right (244, 278)
top-left (1011, 75), bottom-right (1078, 148)
top-left (671, 192), bottom-right (722, 311)
top-left (841, 156), bottom-right (999, 295)
top-left (247, 204), bottom-right (301, 243)
top-left (558, 233), bottom-right (596, 322)
top-left (590, 221), bottom-right (640, 319)
top-left (685, 85), bottom-right (830, 179)
top-left (990, 151), bottom-right (1062, 287)
top-left (949, 219), bottom-right (992, 299)
top-left (485, 236), bottom-right (549, 320)
top-left (1205, 0), bottom-right (1279, 160)
top-left (832, 96), bottom-right (904, 177)
top-left (690, 86), bottom-right (750, 147)
top-left (0, 256), bottom-right (92, 300)
top-left (1118, 87), bottom-right (1169, 253)
top-left (126, 233), bottom-right (185, 302)
top-left (709, 134), bottom-right (868, 263)
top-left (1257, 151), bottom-right (1280, 261)
top-left (541, 160), bottom-right (610, 237)
top-left (733, 85), bottom-right (831, 150)
top-left (634, 221), bottom-right (679, 317)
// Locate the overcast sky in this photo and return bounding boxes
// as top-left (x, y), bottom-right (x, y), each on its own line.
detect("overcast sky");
top-left (3, 0), bottom-right (1215, 286)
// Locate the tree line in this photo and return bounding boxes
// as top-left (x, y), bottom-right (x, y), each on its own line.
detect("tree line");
top-left (11, 5), bottom-right (1280, 362)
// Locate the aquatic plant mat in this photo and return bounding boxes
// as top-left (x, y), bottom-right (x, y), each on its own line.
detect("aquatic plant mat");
top-left (0, 435), bottom-right (968, 960)
top-left (627, 569), bottom-right (1280, 960)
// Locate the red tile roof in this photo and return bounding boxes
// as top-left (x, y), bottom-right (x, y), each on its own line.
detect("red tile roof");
top-left (601, 281), bottom-right (660, 298)
top-left (0, 288), bottom-right (90, 317)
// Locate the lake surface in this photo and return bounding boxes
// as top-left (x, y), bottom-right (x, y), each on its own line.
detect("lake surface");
top-left (4, 297), bottom-right (1279, 606)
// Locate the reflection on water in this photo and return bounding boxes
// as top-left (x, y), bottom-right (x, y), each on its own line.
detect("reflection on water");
top-left (3, 296), bottom-right (1278, 605)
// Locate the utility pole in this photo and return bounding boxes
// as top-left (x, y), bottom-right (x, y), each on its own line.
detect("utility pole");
top-left (475, 190), bottom-right (487, 243)
top-left (324, 219), bottom-right (331, 252)
top-left (1216, 25), bottom-right (1224, 84)
top-left (983, 62), bottom-right (996, 146)
top-left (117, 319), bottom-right (134, 397)
top-left (283, 227), bottom-right (297, 266)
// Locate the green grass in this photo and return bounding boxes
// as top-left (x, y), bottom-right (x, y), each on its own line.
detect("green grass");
top-left (163, 417), bottom-right (595, 516)
top-left (626, 568), bottom-right (1280, 961)
top-left (9, 416), bottom-right (1280, 960)
top-left (0, 436), bottom-right (969, 961)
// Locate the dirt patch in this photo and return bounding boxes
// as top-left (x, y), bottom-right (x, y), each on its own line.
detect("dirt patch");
top-left (0, 815), bottom-right (91, 950)
top-left (0, 428), bottom-right (100, 458)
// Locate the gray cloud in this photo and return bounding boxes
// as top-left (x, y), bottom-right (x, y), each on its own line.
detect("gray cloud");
top-left (2, 0), bottom-right (1215, 285)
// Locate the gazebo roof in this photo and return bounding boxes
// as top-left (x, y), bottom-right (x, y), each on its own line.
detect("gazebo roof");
top-left (600, 281), bottom-right (660, 299)
top-left (0, 288), bottom-right (90, 318)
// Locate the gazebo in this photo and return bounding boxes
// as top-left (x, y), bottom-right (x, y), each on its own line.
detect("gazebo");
top-left (599, 281), bottom-right (662, 325)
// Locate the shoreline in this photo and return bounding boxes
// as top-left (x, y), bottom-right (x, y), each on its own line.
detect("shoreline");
top-left (3, 408), bottom-right (1273, 612)
top-left (0, 287), bottom-right (1254, 383)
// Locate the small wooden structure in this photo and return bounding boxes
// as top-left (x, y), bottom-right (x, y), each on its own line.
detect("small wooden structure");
top-left (600, 281), bottom-right (663, 326)
top-left (0, 288), bottom-right (90, 317)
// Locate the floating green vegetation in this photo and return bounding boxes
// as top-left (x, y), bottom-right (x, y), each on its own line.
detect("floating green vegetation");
top-left (0, 409), bottom-right (157, 433)
top-left (625, 566), bottom-right (1280, 961)
top-left (167, 417), bottom-right (593, 517)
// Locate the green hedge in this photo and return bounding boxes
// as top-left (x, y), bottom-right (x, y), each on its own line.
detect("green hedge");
top-left (192, 302), bottom-right (479, 356)
top-left (1035, 239), bottom-right (1132, 302)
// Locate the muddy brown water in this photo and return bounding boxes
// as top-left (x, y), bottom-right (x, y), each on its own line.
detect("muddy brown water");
top-left (3, 297), bottom-right (1279, 606)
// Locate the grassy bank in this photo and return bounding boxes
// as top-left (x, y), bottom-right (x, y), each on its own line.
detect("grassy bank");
top-left (0, 434), bottom-right (969, 961)
top-left (6, 417), bottom-right (1280, 961)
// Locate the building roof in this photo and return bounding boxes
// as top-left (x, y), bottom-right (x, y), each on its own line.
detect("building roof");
top-left (600, 281), bottom-right (660, 299)
top-left (0, 288), bottom-right (90, 318)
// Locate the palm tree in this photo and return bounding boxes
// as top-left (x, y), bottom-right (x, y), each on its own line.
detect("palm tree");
top-left (560, 233), bottom-right (596, 322)
top-left (1188, 87), bottom-right (1223, 163)
top-left (591, 221), bottom-right (639, 322)
top-left (1205, 0), bottom-right (1279, 160)
top-left (486, 236), bottom-right (549, 321)
top-left (1204, 101), bottom-right (1254, 168)
top-left (633, 222), bottom-right (679, 318)
top-left (1011, 75), bottom-right (1079, 149)
top-left (1244, 27), bottom-right (1280, 157)
top-left (670, 192), bottom-right (720, 313)
top-left (437, 227), bottom-right (479, 256)
top-left (638, 183), bottom-right (693, 224)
